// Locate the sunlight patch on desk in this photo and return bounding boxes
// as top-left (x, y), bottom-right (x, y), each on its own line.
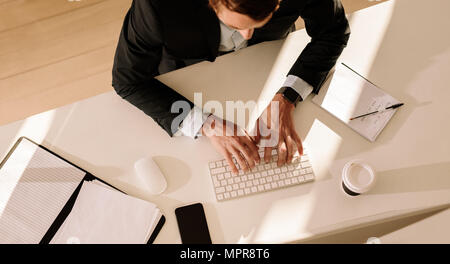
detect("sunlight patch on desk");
top-left (344, 2), bottom-right (394, 77)
top-left (251, 193), bottom-right (316, 243)
top-left (13, 110), bottom-right (55, 146)
top-left (303, 119), bottom-right (342, 181)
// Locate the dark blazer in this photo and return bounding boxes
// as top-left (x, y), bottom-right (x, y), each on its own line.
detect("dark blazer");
top-left (112, 0), bottom-right (350, 136)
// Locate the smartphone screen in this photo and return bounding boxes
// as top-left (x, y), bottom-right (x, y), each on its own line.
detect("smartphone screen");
top-left (175, 203), bottom-right (212, 244)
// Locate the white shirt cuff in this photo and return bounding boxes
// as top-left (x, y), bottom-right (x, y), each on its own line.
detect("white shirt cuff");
top-left (174, 106), bottom-right (210, 139)
top-left (282, 75), bottom-right (313, 101)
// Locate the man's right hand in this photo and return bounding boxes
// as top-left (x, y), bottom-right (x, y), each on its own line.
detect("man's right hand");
top-left (202, 115), bottom-right (260, 174)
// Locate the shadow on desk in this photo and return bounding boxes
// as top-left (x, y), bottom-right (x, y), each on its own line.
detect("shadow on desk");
top-left (152, 156), bottom-right (191, 194)
top-left (368, 161), bottom-right (450, 195)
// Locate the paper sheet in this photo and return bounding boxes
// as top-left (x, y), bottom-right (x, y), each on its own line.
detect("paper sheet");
top-left (312, 63), bottom-right (401, 141)
top-left (50, 180), bottom-right (161, 244)
top-left (0, 138), bottom-right (85, 244)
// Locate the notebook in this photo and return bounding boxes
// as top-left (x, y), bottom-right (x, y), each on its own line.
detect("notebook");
top-left (0, 137), bottom-right (164, 244)
top-left (312, 63), bottom-right (402, 142)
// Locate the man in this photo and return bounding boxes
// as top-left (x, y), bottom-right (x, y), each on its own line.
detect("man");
top-left (112, 0), bottom-right (350, 174)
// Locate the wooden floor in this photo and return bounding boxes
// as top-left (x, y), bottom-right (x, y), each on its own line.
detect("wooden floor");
top-left (0, 0), bottom-right (388, 126)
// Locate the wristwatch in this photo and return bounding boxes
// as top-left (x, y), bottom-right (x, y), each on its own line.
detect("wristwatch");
top-left (277, 87), bottom-right (302, 106)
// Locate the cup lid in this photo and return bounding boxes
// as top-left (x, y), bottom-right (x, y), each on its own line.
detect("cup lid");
top-left (342, 160), bottom-right (376, 194)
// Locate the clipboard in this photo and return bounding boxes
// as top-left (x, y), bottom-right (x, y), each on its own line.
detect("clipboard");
top-left (0, 137), bottom-right (165, 244)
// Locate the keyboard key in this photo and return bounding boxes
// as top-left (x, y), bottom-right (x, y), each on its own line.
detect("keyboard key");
top-left (212, 167), bottom-right (226, 175)
top-left (271, 182), bottom-right (278, 189)
top-left (246, 181), bottom-right (253, 187)
top-left (305, 174), bottom-right (314, 181)
top-left (234, 177), bottom-right (241, 183)
top-left (278, 180), bottom-right (285, 187)
top-left (248, 174), bottom-right (254, 180)
top-left (264, 183), bottom-right (271, 190)
top-left (226, 185), bottom-right (232, 192)
top-left (222, 160), bottom-right (228, 166)
top-left (293, 171), bottom-right (299, 176)
top-left (221, 180), bottom-right (227, 186)
top-left (227, 178), bottom-right (233, 185)
top-left (218, 173), bottom-right (224, 180)
top-left (216, 161), bottom-right (222, 167)
top-left (216, 187), bottom-right (225, 193)
top-left (287, 172), bottom-right (293, 178)
top-left (213, 178), bottom-right (220, 187)
top-left (231, 191), bottom-right (237, 197)
top-left (300, 169), bottom-right (306, 175)
top-left (281, 167), bottom-right (288, 173)
top-left (217, 194), bottom-right (224, 200)
top-left (275, 168), bottom-right (281, 174)
top-left (258, 165), bottom-right (264, 170)
top-left (288, 165), bottom-right (294, 171)
top-left (241, 175), bottom-right (248, 182)
top-left (261, 171), bottom-right (268, 177)
top-left (268, 169), bottom-right (274, 175)
top-left (251, 186), bottom-right (258, 193)
top-left (210, 163), bottom-right (216, 169)
top-left (226, 166), bottom-right (231, 172)
top-left (224, 192), bottom-right (230, 199)
top-left (260, 178), bottom-right (266, 184)
top-left (224, 172), bottom-right (231, 178)
top-left (301, 161), bottom-right (311, 168)
top-left (244, 188), bottom-right (251, 195)
top-left (266, 176), bottom-right (273, 182)
top-left (253, 179), bottom-right (259, 185)
top-left (271, 163), bottom-right (277, 168)
top-left (273, 174), bottom-right (280, 181)
top-left (239, 182), bottom-right (246, 189)
top-left (301, 155), bottom-right (309, 162)
top-left (306, 168), bottom-right (313, 174)
top-left (233, 184), bottom-right (239, 190)
top-left (292, 177), bottom-right (298, 184)
top-left (255, 172), bottom-right (261, 178)
top-left (298, 176), bottom-right (305, 183)
top-left (257, 185), bottom-right (264, 192)
top-left (285, 179), bottom-right (292, 185)
top-left (264, 164), bottom-right (271, 169)
top-left (237, 189), bottom-right (244, 196)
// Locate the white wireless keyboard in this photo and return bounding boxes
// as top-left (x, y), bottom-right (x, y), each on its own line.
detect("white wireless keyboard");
top-left (209, 149), bottom-right (315, 201)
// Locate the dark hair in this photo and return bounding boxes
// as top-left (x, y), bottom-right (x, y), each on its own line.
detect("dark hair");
top-left (209, 0), bottom-right (280, 21)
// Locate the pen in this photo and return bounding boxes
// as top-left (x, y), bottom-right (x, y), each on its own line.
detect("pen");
top-left (350, 103), bottom-right (404, 120)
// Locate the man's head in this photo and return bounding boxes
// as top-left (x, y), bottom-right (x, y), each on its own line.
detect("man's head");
top-left (209, 0), bottom-right (280, 40)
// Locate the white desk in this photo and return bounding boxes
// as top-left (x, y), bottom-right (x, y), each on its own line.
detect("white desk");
top-left (1, 0), bottom-right (449, 243)
top-left (379, 208), bottom-right (450, 244)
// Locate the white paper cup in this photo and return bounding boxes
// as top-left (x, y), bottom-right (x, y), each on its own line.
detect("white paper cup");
top-left (342, 160), bottom-right (376, 196)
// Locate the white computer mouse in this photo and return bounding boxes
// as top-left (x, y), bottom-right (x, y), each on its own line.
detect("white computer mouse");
top-left (134, 157), bottom-right (167, 195)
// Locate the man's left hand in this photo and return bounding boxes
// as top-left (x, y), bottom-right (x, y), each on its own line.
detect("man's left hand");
top-left (253, 93), bottom-right (303, 166)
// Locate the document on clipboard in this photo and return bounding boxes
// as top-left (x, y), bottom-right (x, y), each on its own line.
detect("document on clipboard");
top-left (312, 63), bottom-right (402, 142)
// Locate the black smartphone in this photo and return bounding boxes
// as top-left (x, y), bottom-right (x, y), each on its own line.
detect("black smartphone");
top-left (175, 203), bottom-right (212, 244)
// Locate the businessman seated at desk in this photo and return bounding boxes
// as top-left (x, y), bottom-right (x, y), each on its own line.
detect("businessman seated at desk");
top-left (112, 0), bottom-right (350, 174)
